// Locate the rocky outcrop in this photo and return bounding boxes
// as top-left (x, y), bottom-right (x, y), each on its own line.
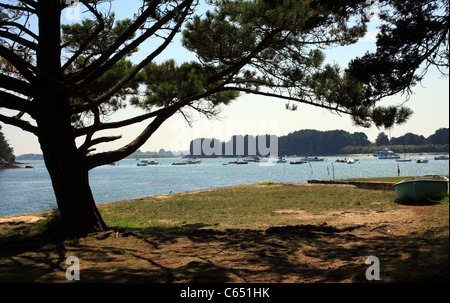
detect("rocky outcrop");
top-left (0, 158), bottom-right (20, 169)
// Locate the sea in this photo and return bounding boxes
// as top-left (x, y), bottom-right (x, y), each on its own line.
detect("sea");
top-left (0, 155), bottom-right (448, 217)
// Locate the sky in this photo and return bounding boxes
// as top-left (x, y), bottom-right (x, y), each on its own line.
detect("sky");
top-left (1, 0), bottom-right (449, 156)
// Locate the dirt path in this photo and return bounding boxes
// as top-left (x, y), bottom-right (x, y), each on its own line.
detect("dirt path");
top-left (0, 215), bottom-right (46, 224)
top-left (45, 205), bottom-right (450, 282)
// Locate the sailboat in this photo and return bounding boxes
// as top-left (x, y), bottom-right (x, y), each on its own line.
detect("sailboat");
top-left (396, 141), bottom-right (412, 162)
top-left (396, 157), bottom-right (412, 162)
top-left (302, 137), bottom-right (325, 162)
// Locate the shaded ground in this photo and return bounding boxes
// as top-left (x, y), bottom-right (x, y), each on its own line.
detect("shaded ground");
top-left (1, 201), bottom-right (447, 283)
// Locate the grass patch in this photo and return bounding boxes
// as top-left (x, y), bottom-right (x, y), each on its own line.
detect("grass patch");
top-left (100, 183), bottom-right (396, 229)
top-left (440, 194), bottom-right (449, 205)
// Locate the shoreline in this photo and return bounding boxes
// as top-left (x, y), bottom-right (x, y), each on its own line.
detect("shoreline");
top-left (0, 159), bottom-right (33, 170)
top-left (2, 175), bottom-right (448, 224)
top-left (0, 160), bottom-right (21, 169)
top-left (0, 182), bottom-right (356, 223)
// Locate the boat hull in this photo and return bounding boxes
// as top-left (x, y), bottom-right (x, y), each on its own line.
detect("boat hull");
top-left (394, 176), bottom-right (449, 203)
top-left (434, 156), bottom-right (449, 160)
top-left (378, 155), bottom-right (400, 159)
top-left (290, 161), bottom-right (306, 165)
top-left (416, 159), bottom-right (428, 163)
top-left (302, 157), bottom-right (325, 162)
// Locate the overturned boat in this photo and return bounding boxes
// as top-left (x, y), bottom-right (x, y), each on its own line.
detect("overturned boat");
top-left (393, 175), bottom-right (449, 203)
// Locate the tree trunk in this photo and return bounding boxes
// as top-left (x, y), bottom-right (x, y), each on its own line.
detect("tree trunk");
top-left (34, 0), bottom-right (106, 237)
top-left (35, 93), bottom-right (107, 236)
top-left (40, 135), bottom-right (107, 237)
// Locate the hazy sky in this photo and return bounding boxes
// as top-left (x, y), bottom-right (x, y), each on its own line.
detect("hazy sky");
top-left (1, 1), bottom-right (448, 155)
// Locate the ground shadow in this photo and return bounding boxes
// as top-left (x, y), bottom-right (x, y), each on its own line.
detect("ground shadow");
top-left (1, 222), bottom-right (448, 283)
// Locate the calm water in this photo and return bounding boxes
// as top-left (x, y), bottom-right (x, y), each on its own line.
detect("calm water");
top-left (1, 155), bottom-right (448, 216)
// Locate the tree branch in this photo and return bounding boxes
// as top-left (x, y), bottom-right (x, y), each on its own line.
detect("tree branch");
top-left (75, 0), bottom-right (194, 88)
top-left (0, 21), bottom-right (39, 41)
top-left (228, 86), bottom-right (354, 116)
top-left (0, 113), bottom-right (37, 134)
top-left (0, 89), bottom-right (34, 114)
top-left (74, 76), bottom-right (228, 138)
top-left (92, 0), bottom-right (193, 105)
top-left (73, 106), bottom-right (165, 137)
top-left (0, 3), bottom-right (35, 14)
top-left (205, 32), bottom-right (280, 86)
top-left (0, 29), bottom-right (38, 50)
top-left (83, 134), bottom-right (123, 151)
top-left (86, 106), bottom-right (178, 169)
top-left (0, 73), bottom-right (32, 96)
top-left (19, 0), bottom-right (37, 9)
top-left (66, 0), bottom-right (163, 84)
top-left (0, 45), bottom-right (35, 83)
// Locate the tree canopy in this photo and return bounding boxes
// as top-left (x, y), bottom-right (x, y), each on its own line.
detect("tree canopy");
top-left (347, 0), bottom-right (448, 128)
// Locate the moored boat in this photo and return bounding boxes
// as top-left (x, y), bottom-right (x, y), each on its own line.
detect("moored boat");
top-left (172, 158), bottom-right (201, 165)
top-left (186, 158), bottom-right (201, 164)
top-left (374, 148), bottom-right (400, 159)
top-left (396, 143), bottom-right (411, 162)
top-left (434, 155), bottom-right (449, 160)
top-left (393, 175), bottom-right (449, 203)
top-left (228, 160), bottom-right (248, 164)
top-left (243, 156), bottom-right (260, 162)
top-left (302, 156), bottom-right (325, 162)
top-left (290, 160), bottom-right (306, 165)
top-left (236, 161), bottom-right (249, 164)
top-left (276, 157), bottom-right (287, 163)
top-left (172, 161), bottom-right (187, 165)
top-left (137, 160), bottom-right (148, 166)
top-left (396, 158), bottom-right (412, 162)
top-left (228, 157), bottom-right (248, 164)
top-left (416, 158), bottom-right (429, 163)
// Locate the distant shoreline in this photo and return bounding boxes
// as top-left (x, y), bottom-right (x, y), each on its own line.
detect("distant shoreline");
top-left (10, 151), bottom-right (449, 162)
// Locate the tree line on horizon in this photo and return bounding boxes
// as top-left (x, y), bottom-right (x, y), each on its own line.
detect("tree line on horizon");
top-left (5, 127), bottom-right (448, 161)
top-left (189, 127), bottom-right (449, 157)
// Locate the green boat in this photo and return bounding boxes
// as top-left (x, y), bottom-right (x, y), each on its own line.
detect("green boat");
top-left (393, 176), bottom-right (449, 203)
